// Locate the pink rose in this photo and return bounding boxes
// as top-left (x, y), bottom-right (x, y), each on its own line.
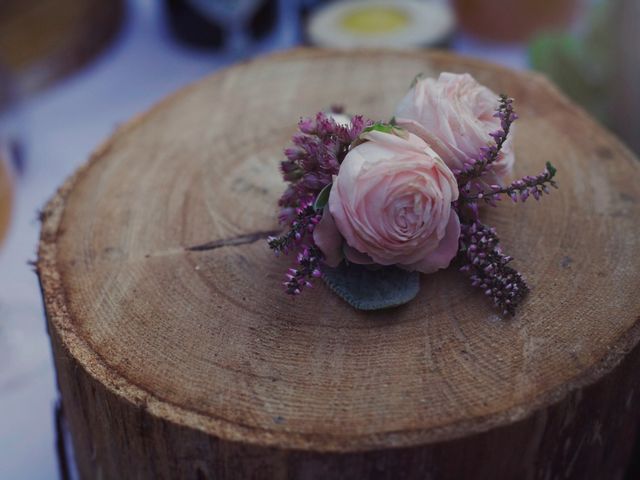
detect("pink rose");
top-left (313, 130), bottom-right (460, 274)
top-left (395, 72), bottom-right (514, 186)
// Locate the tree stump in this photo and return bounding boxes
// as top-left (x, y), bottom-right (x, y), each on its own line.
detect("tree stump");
top-left (37, 49), bottom-right (640, 479)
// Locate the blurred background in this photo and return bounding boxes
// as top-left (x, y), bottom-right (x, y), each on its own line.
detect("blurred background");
top-left (0, 0), bottom-right (637, 478)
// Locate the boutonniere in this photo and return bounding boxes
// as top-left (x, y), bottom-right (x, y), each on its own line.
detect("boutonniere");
top-left (268, 73), bottom-right (557, 316)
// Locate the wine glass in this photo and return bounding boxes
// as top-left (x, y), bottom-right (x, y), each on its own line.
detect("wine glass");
top-left (187, 0), bottom-right (265, 57)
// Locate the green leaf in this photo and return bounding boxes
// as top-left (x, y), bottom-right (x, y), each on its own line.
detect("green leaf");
top-left (361, 123), bottom-right (409, 141)
top-left (363, 123), bottom-right (395, 135)
top-left (322, 263), bottom-right (420, 310)
top-left (314, 183), bottom-right (332, 211)
top-left (410, 72), bottom-right (425, 88)
top-left (546, 161), bottom-right (557, 178)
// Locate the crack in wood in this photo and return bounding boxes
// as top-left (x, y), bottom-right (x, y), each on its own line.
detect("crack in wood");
top-left (185, 229), bottom-right (281, 252)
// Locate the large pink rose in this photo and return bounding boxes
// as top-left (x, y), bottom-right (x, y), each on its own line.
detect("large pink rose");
top-left (395, 72), bottom-right (514, 186)
top-left (313, 130), bottom-right (460, 274)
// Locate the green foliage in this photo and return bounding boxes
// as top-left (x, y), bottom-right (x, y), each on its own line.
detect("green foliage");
top-left (322, 263), bottom-right (420, 310)
top-left (314, 183), bottom-right (332, 211)
top-left (546, 162), bottom-right (557, 178)
top-left (362, 123), bottom-right (396, 135)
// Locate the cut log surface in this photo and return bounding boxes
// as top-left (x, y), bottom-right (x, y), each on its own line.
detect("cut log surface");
top-left (38, 49), bottom-right (640, 479)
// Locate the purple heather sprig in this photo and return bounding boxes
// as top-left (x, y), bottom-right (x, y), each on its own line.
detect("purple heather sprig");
top-left (281, 245), bottom-right (324, 295)
top-left (267, 199), bottom-right (324, 295)
top-left (455, 94), bottom-right (517, 187)
top-left (278, 112), bottom-right (370, 215)
top-left (458, 221), bottom-right (529, 316)
top-left (270, 112), bottom-right (370, 295)
top-left (464, 162), bottom-right (558, 207)
top-left (453, 95), bottom-right (557, 316)
top-left (267, 200), bottom-right (321, 256)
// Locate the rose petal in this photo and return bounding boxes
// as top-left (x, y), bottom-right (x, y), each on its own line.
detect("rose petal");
top-left (395, 117), bottom-right (463, 171)
top-left (313, 207), bottom-right (344, 267)
top-left (343, 244), bottom-right (376, 265)
top-left (401, 210), bottom-right (461, 274)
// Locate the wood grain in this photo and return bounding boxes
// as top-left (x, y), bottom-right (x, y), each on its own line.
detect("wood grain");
top-left (38, 49), bottom-right (640, 479)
